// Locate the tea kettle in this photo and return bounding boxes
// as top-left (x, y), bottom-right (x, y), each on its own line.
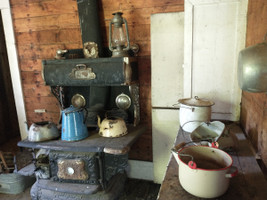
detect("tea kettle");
top-left (61, 105), bottom-right (88, 141)
top-left (28, 121), bottom-right (59, 142)
top-left (97, 115), bottom-right (127, 138)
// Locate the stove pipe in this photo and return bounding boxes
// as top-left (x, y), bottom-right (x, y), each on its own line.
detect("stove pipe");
top-left (77, 0), bottom-right (103, 57)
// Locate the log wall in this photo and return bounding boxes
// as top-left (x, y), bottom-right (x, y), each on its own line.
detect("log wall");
top-left (240, 0), bottom-right (267, 166)
top-left (9, 0), bottom-right (184, 161)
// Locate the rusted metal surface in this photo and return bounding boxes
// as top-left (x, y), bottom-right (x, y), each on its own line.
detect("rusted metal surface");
top-left (57, 159), bottom-right (89, 180)
top-left (30, 173), bottom-right (126, 200)
top-left (42, 57), bottom-right (138, 86)
top-left (69, 64), bottom-right (96, 80)
top-left (77, 0), bottom-right (103, 57)
top-left (49, 151), bottom-right (99, 184)
top-left (18, 125), bottom-right (146, 154)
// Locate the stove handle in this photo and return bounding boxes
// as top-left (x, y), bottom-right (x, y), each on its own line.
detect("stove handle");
top-left (69, 64), bottom-right (96, 80)
top-left (96, 153), bottom-right (106, 189)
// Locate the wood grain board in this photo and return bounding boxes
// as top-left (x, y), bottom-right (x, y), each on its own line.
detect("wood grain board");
top-left (240, 0), bottom-right (267, 167)
top-left (157, 123), bottom-right (267, 200)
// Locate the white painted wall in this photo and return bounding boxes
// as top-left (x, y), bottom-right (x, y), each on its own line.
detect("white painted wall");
top-left (151, 12), bottom-right (184, 184)
top-left (127, 160), bottom-right (154, 181)
top-left (0, 0), bottom-right (27, 139)
top-left (152, 109), bottom-right (180, 183)
top-left (184, 0), bottom-right (248, 121)
top-left (151, 0), bottom-right (248, 183)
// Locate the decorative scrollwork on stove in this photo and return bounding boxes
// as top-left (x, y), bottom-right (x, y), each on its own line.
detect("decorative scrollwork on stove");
top-left (129, 84), bottom-right (140, 126)
top-left (104, 153), bottom-right (128, 181)
top-left (51, 86), bottom-right (65, 109)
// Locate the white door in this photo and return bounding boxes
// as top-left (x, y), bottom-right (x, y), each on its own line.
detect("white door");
top-left (184, 0), bottom-right (248, 121)
top-left (151, 12), bottom-right (184, 184)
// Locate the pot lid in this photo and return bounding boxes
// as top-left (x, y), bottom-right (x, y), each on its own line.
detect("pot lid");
top-left (178, 96), bottom-right (214, 107)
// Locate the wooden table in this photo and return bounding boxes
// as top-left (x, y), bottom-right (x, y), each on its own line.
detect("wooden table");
top-left (157, 123), bottom-right (267, 200)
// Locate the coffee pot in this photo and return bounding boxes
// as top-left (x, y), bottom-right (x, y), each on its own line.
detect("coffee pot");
top-left (61, 105), bottom-right (88, 141)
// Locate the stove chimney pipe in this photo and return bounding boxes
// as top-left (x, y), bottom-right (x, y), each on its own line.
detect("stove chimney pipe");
top-left (77, 0), bottom-right (103, 57)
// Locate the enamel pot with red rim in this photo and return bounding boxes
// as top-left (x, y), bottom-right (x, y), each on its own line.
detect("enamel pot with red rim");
top-left (171, 145), bottom-right (238, 198)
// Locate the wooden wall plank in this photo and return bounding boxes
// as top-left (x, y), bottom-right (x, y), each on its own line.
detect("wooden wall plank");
top-left (241, 93), bottom-right (263, 151)
top-left (137, 56), bottom-right (151, 85)
top-left (17, 43), bottom-right (82, 61)
top-left (129, 134), bottom-right (153, 161)
top-left (100, 5), bottom-right (184, 26)
top-left (10, 0), bottom-right (52, 7)
top-left (23, 84), bottom-right (53, 97)
top-left (99, 0), bottom-right (184, 11)
top-left (19, 59), bottom-right (43, 72)
top-left (261, 110), bottom-right (267, 166)
top-left (11, 0), bottom-right (78, 19)
top-left (25, 96), bottom-right (60, 113)
top-left (16, 28), bottom-right (82, 45)
top-left (26, 112), bottom-right (61, 125)
top-left (14, 13), bottom-right (80, 33)
top-left (21, 71), bottom-right (44, 85)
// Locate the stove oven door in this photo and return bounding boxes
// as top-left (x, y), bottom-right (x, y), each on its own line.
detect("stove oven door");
top-left (49, 151), bottom-right (101, 185)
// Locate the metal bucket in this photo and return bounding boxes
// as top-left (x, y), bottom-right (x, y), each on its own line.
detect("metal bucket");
top-left (61, 106), bottom-right (88, 141)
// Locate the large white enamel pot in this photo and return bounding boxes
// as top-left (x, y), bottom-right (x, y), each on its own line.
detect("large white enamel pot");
top-left (172, 145), bottom-right (237, 198)
top-left (178, 96), bottom-right (214, 132)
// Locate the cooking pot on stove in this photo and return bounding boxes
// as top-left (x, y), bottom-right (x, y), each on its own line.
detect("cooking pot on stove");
top-left (61, 105), bottom-right (88, 141)
top-left (171, 144), bottom-right (238, 198)
top-left (28, 121), bottom-right (59, 142)
top-left (97, 115), bottom-right (127, 138)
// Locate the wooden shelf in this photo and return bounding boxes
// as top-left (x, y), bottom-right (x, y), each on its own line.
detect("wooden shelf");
top-left (18, 125), bottom-right (146, 155)
top-left (157, 123), bottom-right (267, 200)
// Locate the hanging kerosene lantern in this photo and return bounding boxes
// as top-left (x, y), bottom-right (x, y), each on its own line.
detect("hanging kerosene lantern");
top-left (109, 12), bottom-right (130, 57)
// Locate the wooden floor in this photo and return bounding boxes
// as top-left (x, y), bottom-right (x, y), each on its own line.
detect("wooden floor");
top-left (0, 178), bottom-right (160, 200)
top-left (118, 179), bottom-right (160, 200)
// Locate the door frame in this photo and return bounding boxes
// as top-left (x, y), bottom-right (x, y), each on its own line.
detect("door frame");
top-left (0, 1), bottom-right (27, 139)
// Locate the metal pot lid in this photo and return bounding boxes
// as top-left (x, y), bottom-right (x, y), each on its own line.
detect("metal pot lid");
top-left (178, 96), bottom-right (214, 107)
top-left (71, 94), bottom-right (86, 108)
top-left (115, 93), bottom-right (131, 110)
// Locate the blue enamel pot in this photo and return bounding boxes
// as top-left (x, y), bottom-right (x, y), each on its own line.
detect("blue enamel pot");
top-left (61, 105), bottom-right (88, 141)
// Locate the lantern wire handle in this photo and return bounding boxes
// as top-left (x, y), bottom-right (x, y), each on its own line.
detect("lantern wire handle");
top-left (108, 20), bottom-right (114, 51)
top-left (123, 18), bottom-right (130, 51)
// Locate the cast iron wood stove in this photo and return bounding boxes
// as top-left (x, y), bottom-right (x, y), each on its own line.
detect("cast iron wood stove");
top-left (18, 0), bottom-right (145, 199)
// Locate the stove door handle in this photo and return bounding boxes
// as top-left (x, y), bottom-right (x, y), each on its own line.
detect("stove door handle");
top-left (69, 64), bottom-right (96, 80)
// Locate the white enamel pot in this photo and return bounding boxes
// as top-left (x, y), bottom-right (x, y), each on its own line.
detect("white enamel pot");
top-left (178, 96), bottom-right (214, 132)
top-left (172, 145), bottom-right (238, 198)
